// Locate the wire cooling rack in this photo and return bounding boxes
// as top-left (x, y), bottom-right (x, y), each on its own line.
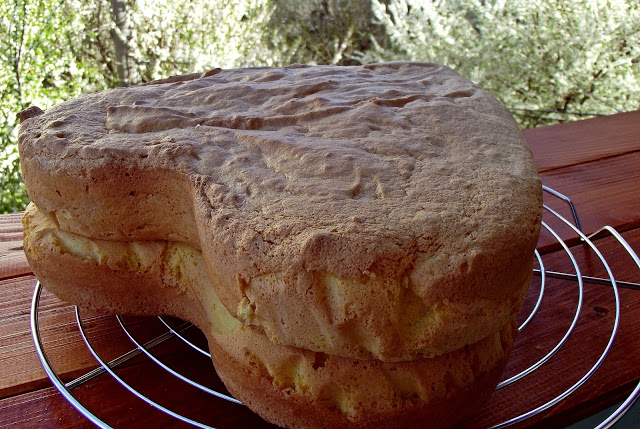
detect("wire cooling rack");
top-left (30, 186), bottom-right (640, 429)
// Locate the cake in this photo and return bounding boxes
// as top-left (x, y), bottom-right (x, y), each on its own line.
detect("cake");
top-left (19, 62), bottom-right (543, 428)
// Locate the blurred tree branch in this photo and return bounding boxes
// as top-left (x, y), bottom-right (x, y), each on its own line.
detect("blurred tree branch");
top-left (110, 0), bottom-right (138, 86)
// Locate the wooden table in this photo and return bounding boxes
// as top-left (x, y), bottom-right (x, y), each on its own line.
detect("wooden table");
top-left (1, 111), bottom-right (640, 428)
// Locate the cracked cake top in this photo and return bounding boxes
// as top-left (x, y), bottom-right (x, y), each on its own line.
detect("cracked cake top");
top-left (19, 62), bottom-right (542, 361)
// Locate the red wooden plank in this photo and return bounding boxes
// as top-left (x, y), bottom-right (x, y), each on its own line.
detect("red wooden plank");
top-left (525, 110), bottom-right (640, 173)
top-left (536, 151), bottom-right (640, 252)
top-left (0, 211), bottom-right (31, 279)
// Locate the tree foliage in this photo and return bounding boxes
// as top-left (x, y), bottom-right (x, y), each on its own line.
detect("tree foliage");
top-left (264, 0), bottom-right (382, 66)
top-left (364, 0), bottom-right (640, 128)
top-left (1, 0), bottom-right (639, 212)
top-left (0, 0), bottom-right (109, 213)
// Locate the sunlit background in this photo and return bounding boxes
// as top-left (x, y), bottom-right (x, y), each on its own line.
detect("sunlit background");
top-left (2, 0), bottom-right (639, 213)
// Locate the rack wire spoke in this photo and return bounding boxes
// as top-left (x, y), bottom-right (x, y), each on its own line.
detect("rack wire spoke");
top-left (65, 320), bottom-right (193, 390)
top-left (495, 220), bottom-right (584, 391)
top-left (489, 204), bottom-right (622, 429)
top-left (30, 282), bottom-right (111, 429)
top-left (584, 226), bottom-right (640, 429)
top-left (156, 316), bottom-right (211, 357)
top-left (517, 249), bottom-right (545, 332)
top-left (74, 306), bottom-right (219, 429)
top-left (116, 315), bottom-right (242, 404)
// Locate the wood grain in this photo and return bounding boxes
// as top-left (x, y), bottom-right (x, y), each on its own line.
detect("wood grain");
top-left (0, 211), bottom-right (30, 279)
top-left (535, 150), bottom-right (640, 252)
top-left (525, 110), bottom-right (640, 173)
top-left (526, 110), bottom-right (640, 252)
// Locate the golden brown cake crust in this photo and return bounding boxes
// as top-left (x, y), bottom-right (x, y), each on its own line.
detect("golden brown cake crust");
top-left (210, 328), bottom-right (513, 429)
top-left (19, 62), bottom-right (542, 361)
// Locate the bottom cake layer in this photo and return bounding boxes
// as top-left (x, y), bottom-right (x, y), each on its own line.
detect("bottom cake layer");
top-left (23, 203), bottom-right (517, 428)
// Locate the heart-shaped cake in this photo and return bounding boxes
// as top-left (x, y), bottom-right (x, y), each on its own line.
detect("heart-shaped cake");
top-left (20, 62), bottom-right (542, 428)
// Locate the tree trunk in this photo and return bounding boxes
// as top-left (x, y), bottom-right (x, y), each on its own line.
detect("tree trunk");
top-left (109, 0), bottom-right (138, 86)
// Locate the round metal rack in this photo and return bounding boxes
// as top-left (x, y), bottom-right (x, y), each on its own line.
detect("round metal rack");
top-left (30, 186), bottom-right (640, 428)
